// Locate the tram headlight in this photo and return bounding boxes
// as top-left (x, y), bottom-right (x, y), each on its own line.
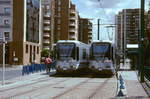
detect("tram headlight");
top-left (104, 60), bottom-right (111, 63)
top-left (57, 65), bottom-right (60, 68)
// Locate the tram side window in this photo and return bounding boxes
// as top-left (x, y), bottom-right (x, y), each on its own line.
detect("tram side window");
top-left (82, 49), bottom-right (86, 59)
top-left (76, 47), bottom-right (79, 60)
top-left (53, 46), bottom-right (57, 60)
top-left (71, 47), bottom-right (75, 60)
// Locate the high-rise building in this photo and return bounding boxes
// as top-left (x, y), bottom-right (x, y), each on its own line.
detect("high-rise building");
top-left (2, 0), bottom-right (42, 65)
top-left (79, 18), bottom-right (92, 44)
top-left (42, 0), bottom-right (53, 50)
top-left (115, 9), bottom-right (140, 52)
top-left (0, 0), bottom-right (13, 64)
top-left (51, 0), bottom-right (79, 43)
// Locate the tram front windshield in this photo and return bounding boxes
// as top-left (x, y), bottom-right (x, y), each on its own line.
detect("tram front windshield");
top-left (57, 43), bottom-right (75, 60)
top-left (92, 44), bottom-right (110, 60)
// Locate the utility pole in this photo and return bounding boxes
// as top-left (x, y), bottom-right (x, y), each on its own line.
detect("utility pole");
top-left (139, 0), bottom-right (145, 83)
top-left (2, 34), bottom-right (5, 85)
top-left (97, 19), bottom-right (100, 40)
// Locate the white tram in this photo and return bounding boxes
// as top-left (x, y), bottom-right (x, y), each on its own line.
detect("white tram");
top-left (55, 40), bottom-right (89, 72)
top-left (89, 41), bottom-right (115, 74)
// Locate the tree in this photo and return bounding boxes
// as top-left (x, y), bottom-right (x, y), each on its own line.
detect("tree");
top-left (41, 49), bottom-right (50, 57)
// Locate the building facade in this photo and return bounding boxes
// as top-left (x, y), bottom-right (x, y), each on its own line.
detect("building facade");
top-left (51, 0), bottom-right (79, 43)
top-left (115, 9), bottom-right (140, 52)
top-left (0, 0), bottom-right (13, 64)
top-left (0, 0), bottom-right (42, 66)
top-left (42, 0), bottom-right (52, 50)
top-left (79, 18), bottom-right (92, 44)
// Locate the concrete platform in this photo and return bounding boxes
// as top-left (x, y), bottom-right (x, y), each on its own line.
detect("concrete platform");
top-left (118, 71), bottom-right (149, 99)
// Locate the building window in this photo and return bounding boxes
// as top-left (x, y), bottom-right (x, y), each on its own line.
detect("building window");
top-left (58, 13), bottom-right (61, 17)
top-left (37, 46), bottom-right (39, 54)
top-left (4, 19), bottom-right (9, 25)
top-left (4, 32), bottom-right (9, 40)
top-left (57, 25), bottom-right (61, 30)
top-left (34, 46), bottom-right (36, 53)
top-left (4, 7), bottom-right (11, 13)
top-left (58, 7), bottom-right (61, 11)
top-left (57, 19), bottom-right (61, 24)
top-left (26, 44), bottom-right (28, 53)
top-left (58, 0), bottom-right (61, 5)
top-left (46, 5), bottom-right (50, 10)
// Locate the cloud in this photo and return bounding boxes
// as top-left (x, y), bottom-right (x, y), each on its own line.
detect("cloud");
top-left (71, 0), bottom-right (147, 40)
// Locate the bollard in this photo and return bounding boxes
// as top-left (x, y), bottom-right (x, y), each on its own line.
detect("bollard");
top-left (29, 65), bottom-right (31, 74)
top-left (33, 64), bottom-right (35, 73)
top-left (40, 64), bottom-right (42, 72)
top-left (117, 89), bottom-right (125, 97)
top-left (24, 66), bottom-right (27, 75)
top-left (120, 80), bottom-right (124, 85)
top-left (119, 75), bottom-right (123, 80)
top-left (27, 66), bottom-right (30, 75)
top-left (31, 64), bottom-right (34, 73)
top-left (120, 84), bottom-right (125, 89)
top-left (22, 66), bottom-right (25, 76)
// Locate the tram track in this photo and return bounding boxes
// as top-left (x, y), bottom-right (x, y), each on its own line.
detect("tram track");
top-left (88, 78), bottom-right (111, 99)
top-left (52, 78), bottom-right (91, 99)
top-left (2, 77), bottom-right (71, 99)
top-left (52, 77), bottom-right (116, 99)
top-left (0, 76), bottom-right (54, 92)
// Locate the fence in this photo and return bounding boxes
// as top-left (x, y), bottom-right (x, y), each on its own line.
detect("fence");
top-left (22, 61), bottom-right (57, 76)
top-left (22, 64), bottom-right (46, 76)
top-left (144, 67), bottom-right (150, 87)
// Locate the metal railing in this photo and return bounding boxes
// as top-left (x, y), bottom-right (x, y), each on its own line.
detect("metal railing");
top-left (144, 67), bottom-right (150, 82)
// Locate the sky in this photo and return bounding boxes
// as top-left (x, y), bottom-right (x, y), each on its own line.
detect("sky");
top-left (72, 0), bottom-right (149, 41)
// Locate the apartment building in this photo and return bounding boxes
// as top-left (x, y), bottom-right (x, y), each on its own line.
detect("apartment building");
top-left (79, 18), bottom-right (92, 44)
top-left (7, 0), bottom-right (42, 65)
top-left (51, 0), bottom-right (79, 43)
top-left (0, 0), bottom-right (13, 64)
top-left (42, 0), bottom-right (52, 50)
top-left (115, 9), bottom-right (140, 50)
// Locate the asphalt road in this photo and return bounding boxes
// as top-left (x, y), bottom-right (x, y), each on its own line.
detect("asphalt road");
top-left (0, 76), bottom-right (118, 99)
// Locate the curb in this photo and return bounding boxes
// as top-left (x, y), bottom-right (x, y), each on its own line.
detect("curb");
top-left (0, 71), bottom-right (47, 88)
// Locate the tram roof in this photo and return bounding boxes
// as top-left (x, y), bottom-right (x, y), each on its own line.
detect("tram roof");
top-left (91, 40), bottom-right (112, 44)
top-left (57, 40), bottom-right (87, 45)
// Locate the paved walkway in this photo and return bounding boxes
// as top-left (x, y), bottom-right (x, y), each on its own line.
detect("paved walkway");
top-left (119, 71), bottom-right (149, 98)
top-left (0, 71), bottom-right (48, 87)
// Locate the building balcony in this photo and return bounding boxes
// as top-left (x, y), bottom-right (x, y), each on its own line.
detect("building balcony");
top-left (43, 46), bottom-right (50, 50)
top-left (69, 22), bottom-right (76, 26)
top-left (88, 32), bottom-right (92, 35)
top-left (0, 1), bottom-right (11, 5)
top-left (69, 35), bottom-right (76, 40)
top-left (43, 40), bottom-right (50, 44)
top-left (44, 14), bottom-right (50, 18)
top-left (70, 16), bottom-right (76, 20)
top-left (88, 36), bottom-right (92, 40)
top-left (70, 12), bottom-right (76, 16)
top-left (69, 29), bottom-right (75, 33)
top-left (44, 20), bottom-right (50, 25)
top-left (88, 34), bottom-right (92, 38)
top-left (70, 10), bottom-right (76, 13)
top-left (44, 27), bottom-right (50, 31)
top-left (43, 33), bottom-right (50, 38)
top-left (0, 13), bottom-right (11, 16)
top-left (0, 24), bottom-right (11, 28)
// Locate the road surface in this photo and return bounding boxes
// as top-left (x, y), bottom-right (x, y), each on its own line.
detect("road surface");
top-left (0, 76), bottom-right (117, 99)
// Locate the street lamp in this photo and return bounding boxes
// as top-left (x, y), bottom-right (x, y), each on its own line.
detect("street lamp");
top-left (0, 33), bottom-right (6, 85)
